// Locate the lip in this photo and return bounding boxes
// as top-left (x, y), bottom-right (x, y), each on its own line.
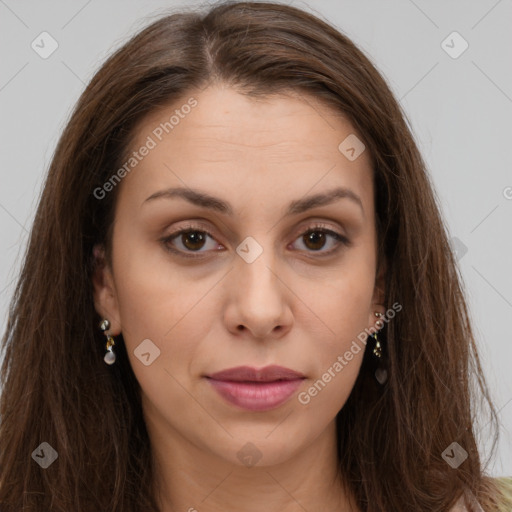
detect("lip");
top-left (207, 365), bottom-right (305, 382)
top-left (205, 365), bottom-right (306, 412)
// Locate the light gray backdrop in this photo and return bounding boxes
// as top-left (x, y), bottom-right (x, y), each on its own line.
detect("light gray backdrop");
top-left (1, 0), bottom-right (511, 477)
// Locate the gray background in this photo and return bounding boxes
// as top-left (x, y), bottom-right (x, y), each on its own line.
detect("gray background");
top-left (1, 0), bottom-right (511, 476)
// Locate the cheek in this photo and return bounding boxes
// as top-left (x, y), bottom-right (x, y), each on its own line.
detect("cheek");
top-left (297, 351), bottom-right (363, 423)
top-left (114, 273), bottom-right (204, 349)
top-left (295, 278), bottom-right (371, 417)
top-left (111, 227), bottom-right (196, 335)
top-left (300, 253), bottom-right (376, 345)
top-left (111, 268), bottom-right (213, 427)
top-left (293, 254), bottom-right (375, 410)
top-left (111, 240), bottom-right (220, 381)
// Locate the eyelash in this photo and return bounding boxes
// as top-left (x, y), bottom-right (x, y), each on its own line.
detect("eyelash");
top-left (159, 222), bottom-right (350, 260)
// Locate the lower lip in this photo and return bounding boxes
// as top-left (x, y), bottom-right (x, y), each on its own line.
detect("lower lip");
top-left (206, 378), bottom-right (304, 411)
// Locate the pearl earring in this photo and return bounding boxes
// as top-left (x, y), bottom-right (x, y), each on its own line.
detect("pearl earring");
top-left (99, 319), bottom-right (116, 365)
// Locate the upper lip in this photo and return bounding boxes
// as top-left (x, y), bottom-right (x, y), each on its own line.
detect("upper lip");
top-left (206, 365), bottom-right (305, 382)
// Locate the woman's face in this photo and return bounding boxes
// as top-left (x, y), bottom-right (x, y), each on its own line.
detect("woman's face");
top-left (93, 84), bottom-right (384, 468)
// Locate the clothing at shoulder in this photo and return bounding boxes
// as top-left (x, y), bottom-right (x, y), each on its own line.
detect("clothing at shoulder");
top-left (494, 477), bottom-right (512, 511)
top-left (449, 478), bottom-right (512, 512)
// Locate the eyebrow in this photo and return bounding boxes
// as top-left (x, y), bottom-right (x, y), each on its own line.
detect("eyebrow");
top-left (142, 186), bottom-right (364, 217)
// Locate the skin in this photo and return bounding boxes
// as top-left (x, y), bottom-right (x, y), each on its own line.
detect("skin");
top-left (93, 83), bottom-right (386, 512)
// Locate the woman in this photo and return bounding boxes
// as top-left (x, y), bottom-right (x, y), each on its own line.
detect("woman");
top-left (0, 1), bottom-right (510, 510)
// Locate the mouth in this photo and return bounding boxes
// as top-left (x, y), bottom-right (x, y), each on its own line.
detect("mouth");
top-left (206, 364), bottom-right (305, 382)
top-left (204, 365), bottom-right (306, 411)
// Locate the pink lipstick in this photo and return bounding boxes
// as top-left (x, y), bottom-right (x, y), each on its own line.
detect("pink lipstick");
top-left (205, 365), bottom-right (305, 412)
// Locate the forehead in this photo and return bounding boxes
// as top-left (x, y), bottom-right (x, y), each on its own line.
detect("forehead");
top-left (117, 85), bottom-right (374, 216)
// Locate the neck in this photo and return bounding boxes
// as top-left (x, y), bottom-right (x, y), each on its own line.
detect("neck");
top-left (149, 418), bottom-right (357, 512)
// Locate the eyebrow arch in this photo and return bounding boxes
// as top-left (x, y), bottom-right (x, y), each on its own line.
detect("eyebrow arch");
top-left (142, 186), bottom-right (364, 217)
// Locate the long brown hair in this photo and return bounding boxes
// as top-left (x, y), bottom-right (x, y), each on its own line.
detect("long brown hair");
top-left (0, 1), bottom-right (508, 510)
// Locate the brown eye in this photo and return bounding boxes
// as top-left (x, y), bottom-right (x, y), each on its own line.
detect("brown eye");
top-left (161, 226), bottom-right (221, 258)
top-left (291, 226), bottom-right (349, 256)
top-left (303, 230), bottom-right (328, 251)
top-left (179, 230), bottom-right (208, 251)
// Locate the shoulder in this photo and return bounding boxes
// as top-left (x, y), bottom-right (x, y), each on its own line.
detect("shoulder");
top-left (449, 478), bottom-right (512, 512)
top-left (493, 477), bottom-right (512, 511)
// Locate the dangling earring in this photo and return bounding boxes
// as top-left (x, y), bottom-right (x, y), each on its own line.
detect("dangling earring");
top-left (100, 319), bottom-right (116, 365)
top-left (372, 311), bottom-right (384, 358)
top-left (372, 311), bottom-right (387, 385)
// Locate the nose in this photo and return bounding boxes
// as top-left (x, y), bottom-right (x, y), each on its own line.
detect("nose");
top-left (224, 242), bottom-right (293, 340)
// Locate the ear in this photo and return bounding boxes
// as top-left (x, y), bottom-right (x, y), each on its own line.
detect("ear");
top-left (368, 255), bottom-right (386, 328)
top-left (92, 244), bottom-right (122, 335)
